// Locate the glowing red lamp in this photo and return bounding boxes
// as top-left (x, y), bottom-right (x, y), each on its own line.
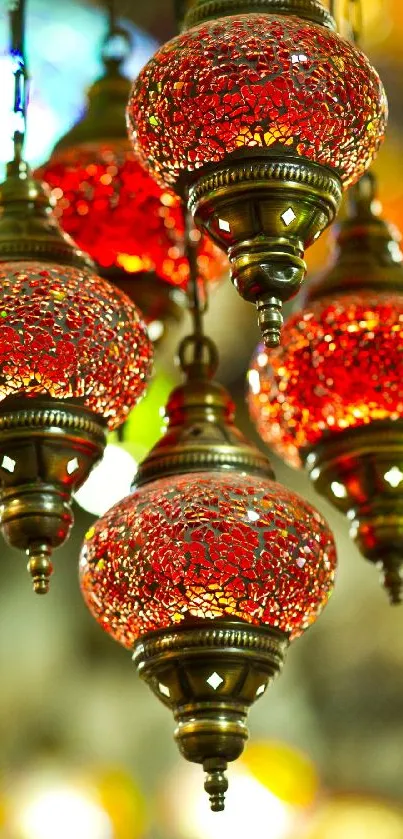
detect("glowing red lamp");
top-left (80, 470), bottom-right (335, 648)
top-left (80, 334), bottom-right (336, 812)
top-left (127, 0), bottom-right (387, 345)
top-left (0, 259), bottom-right (151, 428)
top-left (39, 144), bottom-right (227, 295)
top-left (248, 174), bottom-right (403, 602)
top-left (37, 33), bottom-right (227, 337)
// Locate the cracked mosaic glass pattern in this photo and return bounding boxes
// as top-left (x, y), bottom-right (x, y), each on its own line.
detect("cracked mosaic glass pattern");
top-left (248, 292), bottom-right (403, 468)
top-left (37, 142), bottom-right (227, 288)
top-left (127, 14), bottom-right (387, 189)
top-left (79, 471), bottom-right (336, 647)
top-left (0, 261), bottom-right (153, 429)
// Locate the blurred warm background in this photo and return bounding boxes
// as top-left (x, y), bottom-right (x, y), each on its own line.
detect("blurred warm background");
top-left (1, 1), bottom-right (403, 837)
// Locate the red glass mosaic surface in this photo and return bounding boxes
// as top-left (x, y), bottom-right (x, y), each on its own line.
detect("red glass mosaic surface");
top-left (37, 142), bottom-right (227, 287)
top-left (0, 261), bottom-right (153, 429)
top-left (248, 291), bottom-right (403, 468)
top-left (79, 470), bottom-right (336, 647)
top-left (128, 14), bottom-right (387, 190)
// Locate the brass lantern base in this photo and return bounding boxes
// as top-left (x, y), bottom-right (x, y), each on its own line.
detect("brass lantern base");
top-left (0, 398), bottom-right (106, 593)
top-left (304, 420), bottom-right (403, 604)
top-left (184, 0), bottom-right (336, 29)
top-left (133, 619), bottom-right (288, 810)
top-left (188, 155), bottom-right (342, 347)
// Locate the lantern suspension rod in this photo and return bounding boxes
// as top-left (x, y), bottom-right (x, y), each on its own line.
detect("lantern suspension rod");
top-left (173, 0), bottom-right (188, 31)
top-left (185, 212), bottom-right (205, 344)
top-left (9, 0), bottom-right (28, 163)
top-left (345, 0), bottom-right (363, 46)
top-left (107, 0), bottom-right (116, 35)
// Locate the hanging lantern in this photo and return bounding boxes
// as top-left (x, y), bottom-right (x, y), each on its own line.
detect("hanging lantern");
top-left (248, 172), bottom-right (403, 603)
top-left (80, 329), bottom-right (336, 811)
top-left (36, 26), bottom-right (228, 340)
top-left (0, 158), bottom-right (152, 594)
top-left (0, 2), bottom-right (153, 594)
top-left (127, 0), bottom-right (387, 347)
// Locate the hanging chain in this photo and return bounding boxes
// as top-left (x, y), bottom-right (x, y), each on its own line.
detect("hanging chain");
top-left (173, 0), bottom-right (189, 31)
top-left (344, 0), bottom-right (375, 215)
top-left (185, 211), bottom-right (204, 345)
top-left (107, 0), bottom-right (116, 34)
top-left (344, 0), bottom-right (363, 45)
top-left (178, 214), bottom-right (218, 377)
top-left (102, 0), bottom-right (131, 70)
top-left (9, 0), bottom-right (28, 163)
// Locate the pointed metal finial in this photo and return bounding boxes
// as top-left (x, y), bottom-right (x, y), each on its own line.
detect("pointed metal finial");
top-left (27, 543), bottom-right (53, 595)
top-left (381, 557), bottom-right (403, 606)
top-left (204, 758), bottom-right (229, 811)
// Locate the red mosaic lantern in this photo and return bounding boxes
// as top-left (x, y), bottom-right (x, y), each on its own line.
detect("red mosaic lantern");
top-left (248, 173), bottom-right (403, 603)
top-left (80, 337), bottom-right (336, 812)
top-left (0, 260), bottom-right (151, 429)
top-left (127, 0), bottom-right (387, 346)
top-left (80, 471), bottom-right (335, 648)
top-left (39, 144), bottom-right (227, 296)
top-left (37, 34), bottom-right (227, 338)
top-left (0, 159), bottom-right (153, 594)
top-left (248, 292), bottom-right (403, 470)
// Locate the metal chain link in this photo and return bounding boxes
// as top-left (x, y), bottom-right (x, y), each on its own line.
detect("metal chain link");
top-left (9, 0), bottom-right (28, 162)
top-left (177, 212), bottom-right (218, 375)
top-left (102, 0), bottom-right (131, 69)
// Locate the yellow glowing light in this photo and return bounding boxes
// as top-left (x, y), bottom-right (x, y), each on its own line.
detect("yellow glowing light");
top-left (13, 784), bottom-right (113, 839)
top-left (241, 741), bottom-right (318, 809)
top-left (160, 191), bottom-right (177, 207)
top-left (94, 767), bottom-right (147, 839)
top-left (117, 254), bottom-right (145, 273)
top-left (303, 795), bottom-right (403, 839)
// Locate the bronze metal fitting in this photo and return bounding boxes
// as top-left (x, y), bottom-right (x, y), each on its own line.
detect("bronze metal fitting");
top-left (304, 422), bottom-right (403, 605)
top-left (184, 0), bottom-right (336, 29)
top-left (188, 156), bottom-right (342, 347)
top-left (133, 619), bottom-right (288, 810)
top-left (135, 338), bottom-right (274, 487)
top-left (0, 399), bottom-right (106, 593)
top-left (307, 172), bottom-right (403, 303)
top-left (53, 70), bottom-right (131, 152)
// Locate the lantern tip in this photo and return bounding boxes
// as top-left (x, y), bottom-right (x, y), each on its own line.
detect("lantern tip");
top-left (204, 758), bottom-right (228, 812)
top-left (27, 544), bottom-right (54, 595)
top-left (382, 558), bottom-right (403, 606)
